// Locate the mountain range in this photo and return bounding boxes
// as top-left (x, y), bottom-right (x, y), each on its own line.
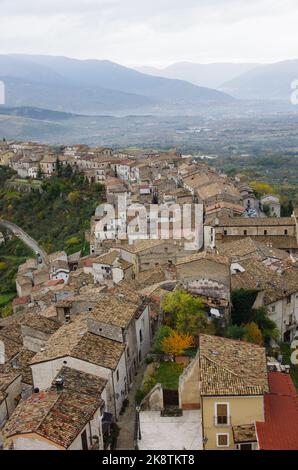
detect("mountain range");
top-left (0, 54), bottom-right (232, 115)
top-left (220, 60), bottom-right (298, 100)
top-left (137, 60), bottom-right (298, 101)
top-left (136, 62), bottom-right (259, 89)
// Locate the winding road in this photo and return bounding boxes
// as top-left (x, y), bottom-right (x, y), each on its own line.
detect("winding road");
top-left (0, 219), bottom-right (48, 264)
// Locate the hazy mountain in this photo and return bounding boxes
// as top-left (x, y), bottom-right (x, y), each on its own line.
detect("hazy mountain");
top-left (0, 55), bottom-right (233, 115)
top-left (135, 62), bottom-right (259, 89)
top-left (0, 105), bottom-right (75, 120)
top-left (221, 60), bottom-right (298, 100)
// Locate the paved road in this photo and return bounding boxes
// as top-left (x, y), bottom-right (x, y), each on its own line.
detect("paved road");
top-left (116, 365), bottom-right (146, 450)
top-left (0, 219), bottom-right (47, 264)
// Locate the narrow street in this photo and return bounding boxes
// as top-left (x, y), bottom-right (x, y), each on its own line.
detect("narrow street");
top-left (116, 365), bottom-right (145, 450)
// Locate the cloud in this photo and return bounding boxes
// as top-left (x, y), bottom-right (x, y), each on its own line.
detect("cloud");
top-left (0, 0), bottom-right (297, 65)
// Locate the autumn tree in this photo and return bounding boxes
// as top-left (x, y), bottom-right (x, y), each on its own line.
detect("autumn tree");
top-left (250, 181), bottom-right (277, 198)
top-left (243, 322), bottom-right (263, 346)
top-left (161, 331), bottom-right (194, 357)
top-left (67, 191), bottom-right (81, 205)
top-left (161, 290), bottom-right (210, 337)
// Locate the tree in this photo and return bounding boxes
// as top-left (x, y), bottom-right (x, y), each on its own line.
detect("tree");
top-left (55, 157), bottom-right (62, 176)
top-left (251, 307), bottom-right (279, 345)
top-left (161, 331), bottom-right (194, 357)
top-left (67, 191), bottom-right (81, 205)
top-left (231, 289), bottom-right (259, 326)
top-left (153, 325), bottom-right (173, 353)
top-left (243, 322), bottom-right (263, 346)
top-left (224, 324), bottom-right (245, 340)
top-left (36, 165), bottom-right (43, 180)
top-left (0, 262), bottom-right (8, 271)
top-left (250, 181), bottom-right (277, 198)
top-left (161, 290), bottom-right (209, 336)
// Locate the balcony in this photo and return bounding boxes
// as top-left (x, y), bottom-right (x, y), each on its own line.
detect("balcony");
top-left (214, 416), bottom-right (231, 427)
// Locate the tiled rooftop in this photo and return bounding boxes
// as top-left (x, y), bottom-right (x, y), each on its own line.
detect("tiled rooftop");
top-left (256, 372), bottom-right (298, 450)
top-left (31, 316), bottom-right (125, 370)
top-left (21, 314), bottom-right (61, 335)
top-left (90, 295), bottom-right (138, 328)
top-left (121, 239), bottom-right (165, 253)
top-left (216, 216), bottom-right (295, 227)
top-left (231, 258), bottom-right (298, 304)
top-left (218, 237), bottom-right (289, 262)
top-left (3, 389), bottom-right (102, 448)
top-left (175, 251), bottom-right (230, 267)
top-left (199, 334), bottom-right (268, 396)
top-left (51, 366), bottom-right (107, 397)
top-left (232, 424), bottom-right (257, 444)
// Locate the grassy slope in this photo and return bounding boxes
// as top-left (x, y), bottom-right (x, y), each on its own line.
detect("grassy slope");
top-left (0, 237), bottom-right (33, 316)
top-left (0, 165), bottom-right (104, 315)
top-left (0, 166), bottom-right (104, 255)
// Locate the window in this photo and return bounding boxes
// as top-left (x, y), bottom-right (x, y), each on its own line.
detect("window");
top-left (238, 443), bottom-right (252, 450)
top-left (216, 433), bottom-right (229, 448)
top-left (215, 403), bottom-right (229, 425)
top-left (139, 329), bottom-right (143, 343)
top-left (224, 230), bottom-right (227, 236)
top-left (285, 229), bottom-right (288, 235)
top-left (243, 230), bottom-right (247, 236)
top-left (81, 429), bottom-right (88, 450)
top-left (264, 230), bottom-right (267, 235)
top-left (116, 370), bottom-right (119, 382)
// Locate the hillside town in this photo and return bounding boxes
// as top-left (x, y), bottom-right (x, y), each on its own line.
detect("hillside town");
top-left (0, 139), bottom-right (297, 451)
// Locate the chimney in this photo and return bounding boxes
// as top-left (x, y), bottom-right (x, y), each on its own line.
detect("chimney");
top-left (54, 377), bottom-right (64, 391)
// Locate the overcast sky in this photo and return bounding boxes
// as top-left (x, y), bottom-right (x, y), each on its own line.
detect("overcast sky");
top-left (1, 0), bottom-right (298, 67)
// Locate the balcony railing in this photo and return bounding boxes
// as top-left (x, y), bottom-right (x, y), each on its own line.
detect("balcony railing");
top-left (214, 416), bottom-right (231, 426)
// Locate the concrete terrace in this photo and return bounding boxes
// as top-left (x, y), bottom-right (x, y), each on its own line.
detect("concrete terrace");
top-left (138, 410), bottom-right (203, 450)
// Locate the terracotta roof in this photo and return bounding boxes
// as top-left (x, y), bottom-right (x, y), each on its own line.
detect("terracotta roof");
top-left (232, 424), bottom-right (257, 444)
top-left (90, 292), bottom-right (142, 328)
top-left (268, 371), bottom-right (297, 396)
top-left (93, 250), bottom-right (119, 265)
top-left (134, 267), bottom-right (166, 287)
top-left (216, 216), bottom-right (295, 227)
top-left (51, 366), bottom-right (107, 397)
top-left (0, 371), bottom-right (21, 393)
top-left (175, 251), bottom-right (229, 267)
top-left (45, 279), bottom-right (65, 287)
top-left (219, 235), bottom-right (298, 250)
top-left (3, 389), bottom-right (102, 448)
top-left (0, 323), bottom-right (23, 344)
top-left (218, 237), bottom-right (289, 262)
top-left (121, 239), bottom-right (165, 253)
top-left (31, 316), bottom-right (125, 370)
top-left (199, 334), bottom-right (268, 396)
top-left (231, 259), bottom-right (298, 304)
top-left (0, 334), bottom-right (21, 362)
top-left (12, 296), bottom-right (30, 306)
top-left (256, 372), bottom-right (298, 450)
top-left (72, 332), bottom-right (125, 370)
top-left (21, 314), bottom-right (61, 335)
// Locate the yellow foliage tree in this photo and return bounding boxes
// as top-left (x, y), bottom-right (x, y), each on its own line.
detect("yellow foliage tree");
top-left (244, 322), bottom-right (263, 346)
top-left (68, 191), bottom-right (81, 205)
top-left (250, 181), bottom-right (276, 197)
top-left (161, 331), bottom-right (194, 357)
